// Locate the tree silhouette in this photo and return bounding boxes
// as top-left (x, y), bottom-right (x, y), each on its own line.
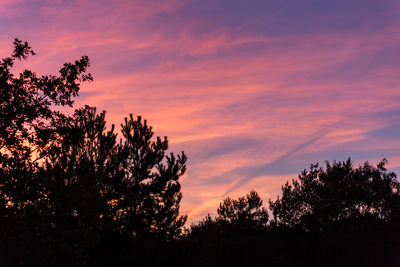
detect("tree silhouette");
top-left (183, 160), bottom-right (400, 267)
top-left (41, 106), bottom-right (187, 265)
top-left (188, 190), bottom-right (268, 235)
top-left (0, 39), bottom-right (92, 266)
top-left (269, 158), bottom-right (400, 231)
top-left (217, 190), bottom-right (268, 227)
top-left (112, 114), bottom-right (187, 241)
top-left (3, 39), bottom-right (400, 267)
top-left (182, 191), bottom-right (269, 266)
top-left (0, 40), bottom-right (187, 266)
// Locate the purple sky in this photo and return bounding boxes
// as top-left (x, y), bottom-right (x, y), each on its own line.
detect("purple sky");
top-left (1, 0), bottom-right (400, 222)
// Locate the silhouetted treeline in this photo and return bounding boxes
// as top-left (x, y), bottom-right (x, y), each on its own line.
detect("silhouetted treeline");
top-left (1, 40), bottom-right (399, 266)
top-left (181, 159), bottom-right (400, 267)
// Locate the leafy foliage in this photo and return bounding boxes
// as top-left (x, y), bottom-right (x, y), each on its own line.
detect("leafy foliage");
top-left (0, 40), bottom-right (187, 266)
top-left (0, 39), bottom-right (92, 266)
top-left (183, 191), bottom-right (269, 267)
top-left (184, 161), bottom-right (400, 266)
top-left (217, 190), bottom-right (268, 227)
top-left (269, 158), bottom-right (400, 231)
top-left (112, 115), bottom-right (187, 241)
top-left (188, 190), bottom-right (268, 235)
top-left (2, 39), bottom-right (400, 267)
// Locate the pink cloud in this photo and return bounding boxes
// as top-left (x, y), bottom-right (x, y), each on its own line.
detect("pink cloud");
top-left (1, 0), bottom-right (400, 223)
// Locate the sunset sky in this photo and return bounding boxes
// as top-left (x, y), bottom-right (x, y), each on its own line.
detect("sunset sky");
top-left (1, 0), bottom-right (400, 223)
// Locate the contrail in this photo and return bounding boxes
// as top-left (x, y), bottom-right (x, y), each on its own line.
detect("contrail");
top-left (222, 127), bottom-right (331, 196)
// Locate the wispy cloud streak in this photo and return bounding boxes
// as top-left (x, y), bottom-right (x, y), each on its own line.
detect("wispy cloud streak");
top-left (1, 0), bottom-right (399, 222)
top-left (223, 128), bottom-right (331, 196)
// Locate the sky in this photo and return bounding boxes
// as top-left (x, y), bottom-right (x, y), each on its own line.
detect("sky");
top-left (1, 0), bottom-right (400, 223)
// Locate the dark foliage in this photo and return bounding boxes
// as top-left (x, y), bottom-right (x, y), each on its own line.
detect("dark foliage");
top-left (0, 39), bottom-right (92, 266)
top-left (182, 160), bottom-right (400, 267)
top-left (217, 190), bottom-right (269, 227)
top-left (180, 191), bottom-right (269, 266)
top-left (269, 158), bottom-right (400, 231)
top-left (1, 39), bottom-right (400, 266)
top-left (0, 40), bottom-right (186, 266)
